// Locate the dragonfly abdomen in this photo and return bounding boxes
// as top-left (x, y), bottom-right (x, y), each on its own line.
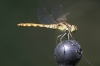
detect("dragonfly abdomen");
top-left (43, 24), bottom-right (57, 29)
top-left (17, 23), bottom-right (58, 29)
top-left (17, 23), bottom-right (43, 27)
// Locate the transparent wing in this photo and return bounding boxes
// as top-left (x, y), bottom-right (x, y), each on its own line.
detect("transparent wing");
top-left (51, 4), bottom-right (69, 22)
top-left (37, 7), bottom-right (55, 24)
top-left (43, 15), bottom-right (56, 24)
top-left (56, 13), bottom-right (69, 22)
top-left (51, 4), bottom-right (62, 20)
top-left (37, 7), bottom-right (48, 23)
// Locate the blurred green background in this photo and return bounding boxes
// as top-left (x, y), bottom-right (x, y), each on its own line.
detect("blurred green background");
top-left (0, 0), bottom-right (100, 66)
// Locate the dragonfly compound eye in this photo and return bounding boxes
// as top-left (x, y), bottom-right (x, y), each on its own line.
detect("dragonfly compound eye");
top-left (71, 25), bottom-right (77, 32)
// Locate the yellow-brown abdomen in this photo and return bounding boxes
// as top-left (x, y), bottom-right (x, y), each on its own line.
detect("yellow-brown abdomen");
top-left (17, 23), bottom-right (57, 29)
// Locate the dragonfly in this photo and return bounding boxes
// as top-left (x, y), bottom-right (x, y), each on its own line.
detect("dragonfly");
top-left (17, 4), bottom-right (77, 43)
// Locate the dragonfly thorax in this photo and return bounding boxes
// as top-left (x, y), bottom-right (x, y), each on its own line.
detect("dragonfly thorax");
top-left (57, 23), bottom-right (69, 32)
top-left (57, 23), bottom-right (77, 33)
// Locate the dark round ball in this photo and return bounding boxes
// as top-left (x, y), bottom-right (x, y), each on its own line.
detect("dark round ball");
top-left (54, 40), bottom-right (82, 66)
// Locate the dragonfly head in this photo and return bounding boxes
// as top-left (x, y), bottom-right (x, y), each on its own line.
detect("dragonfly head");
top-left (71, 25), bottom-right (77, 32)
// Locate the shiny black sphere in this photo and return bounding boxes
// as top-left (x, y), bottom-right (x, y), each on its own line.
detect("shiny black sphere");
top-left (54, 40), bottom-right (82, 66)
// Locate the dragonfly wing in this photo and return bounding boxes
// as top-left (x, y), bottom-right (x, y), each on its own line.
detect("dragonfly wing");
top-left (37, 7), bottom-right (55, 24)
top-left (37, 7), bottom-right (48, 24)
top-left (51, 4), bottom-right (62, 20)
top-left (43, 15), bottom-right (56, 24)
top-left (56, 13), bottom-right (69, 22)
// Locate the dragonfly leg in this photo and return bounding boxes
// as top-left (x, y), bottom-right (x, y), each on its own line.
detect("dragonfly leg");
top-left (69, 32), bottom-right (74, 39)
top-left (67, 33), bottom-right (70, 40)
top-left (67, 30), bottom-right (74, 40)
top-left (56, 34), bottom-right (63, 44)
top-left (60, 33), bottom-right (67, 42)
